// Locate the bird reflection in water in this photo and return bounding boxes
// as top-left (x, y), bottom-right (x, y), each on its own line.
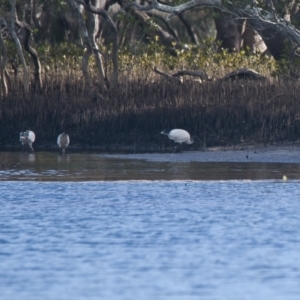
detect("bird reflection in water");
top-left (57, 154), bottom-right (70, 163)
top-left (20, 152), bottom-right (36, 163)
top-left (28, 153), bottom-right (36, 162)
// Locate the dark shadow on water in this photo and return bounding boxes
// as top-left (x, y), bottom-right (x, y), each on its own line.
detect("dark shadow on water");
top-left (0, 151), bottom-right (300, 181)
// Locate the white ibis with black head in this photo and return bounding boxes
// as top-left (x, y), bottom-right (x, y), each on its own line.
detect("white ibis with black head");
top-left (57, 132), bottom-right (70, 154)
top-left (20, 130), bottom-right (36, 152)
top-left (161, 129), bottom-right (194, 152)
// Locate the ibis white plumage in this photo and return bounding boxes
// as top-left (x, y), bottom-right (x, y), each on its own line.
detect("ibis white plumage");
top-left (20, 130), bottom-right (36, 152)
top-left (161, 129), bottom-right (194, 152)
top-left (57, 132), bottom-right (70, 154)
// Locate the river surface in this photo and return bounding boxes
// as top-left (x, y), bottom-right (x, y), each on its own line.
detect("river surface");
top-left (1, 152), bottom-right (300, 300)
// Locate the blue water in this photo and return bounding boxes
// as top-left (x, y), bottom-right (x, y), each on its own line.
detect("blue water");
top-left (1, 181), bottom-right (300, 300)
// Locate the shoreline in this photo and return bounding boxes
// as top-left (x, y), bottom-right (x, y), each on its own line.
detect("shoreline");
top-left (1, 141), bottom-right (300, 164)
top-left (100, 141), bottom-right (300, 164)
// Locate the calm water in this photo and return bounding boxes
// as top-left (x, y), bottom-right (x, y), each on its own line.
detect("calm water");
top-left (1, 151), bottom-right (300, 181)
top-left (1, 152), bottom-right (300, 299)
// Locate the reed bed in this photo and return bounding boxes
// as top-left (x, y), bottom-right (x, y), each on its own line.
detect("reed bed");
top-left (1, 75), bottom-right (300, 152)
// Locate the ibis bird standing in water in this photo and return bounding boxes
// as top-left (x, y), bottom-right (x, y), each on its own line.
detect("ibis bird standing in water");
top-left (161, 129), bottom-right (194, 152)
top-left (20, 130), bottom-right (36, 152)
top-left (57, 132), bottom-right (70, 154)
top-left (20, 130), bottom-right (35, 152)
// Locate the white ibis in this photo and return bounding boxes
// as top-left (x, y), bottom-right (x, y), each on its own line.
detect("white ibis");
top-left (20, 130), bottom-right (36, 152)
top-left (57, 132), bottom-right (70, 154)
top-left (161, 129), bottom-right (194, 152)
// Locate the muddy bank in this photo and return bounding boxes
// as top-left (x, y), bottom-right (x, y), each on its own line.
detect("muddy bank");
top-left (102, 141), bottom-right (300, 164)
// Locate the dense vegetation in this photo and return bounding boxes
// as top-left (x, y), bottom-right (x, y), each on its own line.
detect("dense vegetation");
top-left (1, 0), bottom-right (300, 152)
top-left (1, 43), bottom-right (300, 152)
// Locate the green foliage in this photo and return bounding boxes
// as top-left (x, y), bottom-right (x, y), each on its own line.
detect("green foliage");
top-left (0, 1), bottom-right (10, 12)
top-left (274, 42), bottom-right (300, 78)
top-left (0, 33), bottom-right (287, 81)
top-left (35, 42), bottom-right (83, 73)
top-left (115, 36), bottom-right (277, 79)
top-left (30, 37), bottom-right (278, 79)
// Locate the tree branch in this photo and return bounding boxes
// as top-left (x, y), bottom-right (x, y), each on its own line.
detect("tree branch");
top-left (153, 67), bottom-right (209, 82)
top-left (123, 0), bottom-right (222, 19)
top-left (125, 0), bottom-right (300, 59)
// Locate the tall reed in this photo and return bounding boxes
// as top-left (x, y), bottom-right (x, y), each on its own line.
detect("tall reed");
top-left (1, 75), bottom-right (299, 151)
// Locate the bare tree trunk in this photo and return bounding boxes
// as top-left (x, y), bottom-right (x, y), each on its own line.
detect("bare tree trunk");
top-left (146, 11), bottom-right (180, 43)
top-left (0, 30), bottom-right (8, 96)
top-left (119, 0), bottom-right (181, 55)
top-left (15, 18), bottom-right (43, 91)
top-left (9, 0), bottom-right (29, 93)
top-left (66, 0), bottom-right (92, 88)
top-left (242, 27), bottom-right (267, 54)
top-left (15, 1), bottom-right (43, 91)
top-left (178, 12), bottom-right (199, 45)
top-left (214, 12), bottom-right (242, 52)
top-left (78, 0), bottom-right (119, 87)
top-left (31, 0), bottom-right (43, 33)
top-left (85, 0), bottom-right (106, 90)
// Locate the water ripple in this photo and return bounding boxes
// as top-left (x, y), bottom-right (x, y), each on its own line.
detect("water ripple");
top-left (0, 181), bottom-right (300, 299)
